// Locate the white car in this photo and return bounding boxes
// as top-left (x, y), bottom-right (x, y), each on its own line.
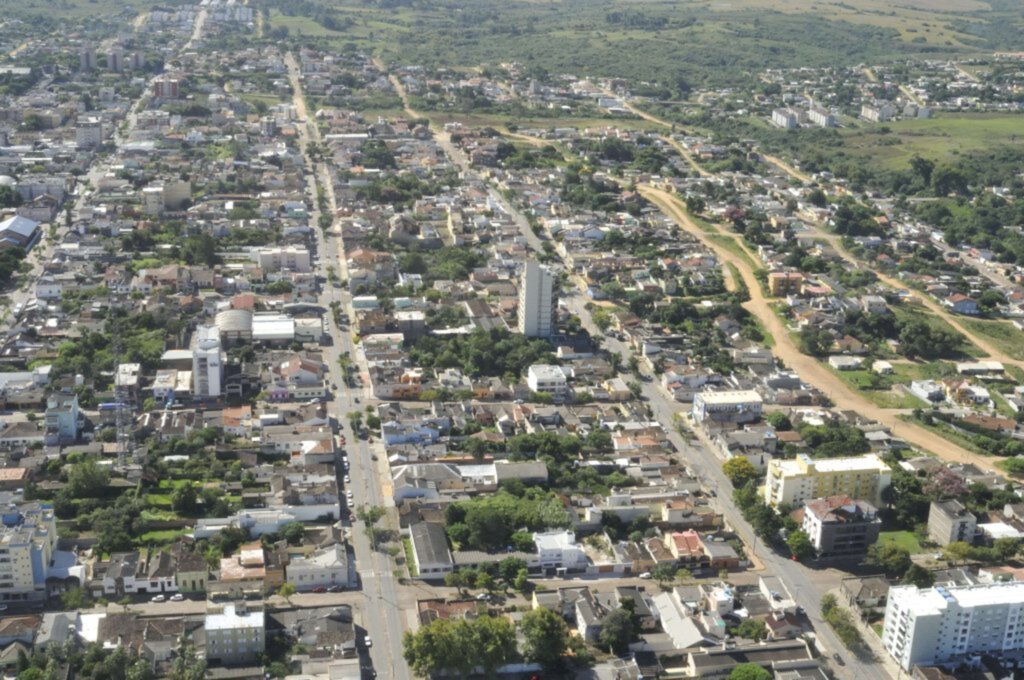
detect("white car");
top-left (151, 595), bottom-right (166, 603)
top-left (364, 635), bottom-right (372, 648)
top-left (170, 593), bottom-right (184, 602)
top-left (344, 475), bottom-right (351, 484)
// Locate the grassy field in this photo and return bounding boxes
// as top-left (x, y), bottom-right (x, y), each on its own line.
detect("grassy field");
top-left (841, 114), bottom-right (1024, 170)
top-left (707, 233), bottom-right (760, 271)
top-left (12, 0), bottom-right (151, 19)
top-left (961, 318), bottom-right (1024, 361)
top-left (878, 530), bottom-right (924, 554)
top-left (427, 111), bottom-right (664, 133)
top-left (827, 367), bottom-right (929, 409)
top-left (139, 529), bottom-right (188, 545)
top-left (268, 0), bottom-right (1024, 89)
top-left (893, 304), bottom-right (981, 358)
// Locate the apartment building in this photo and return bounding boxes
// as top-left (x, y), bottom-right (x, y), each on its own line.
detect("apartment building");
top-left (0, 503), bottom-right (58, 602)
top-left (801, 496), bottom-right (881, 558)
top-left (253, 246), bottom-right (311, 273)
top-left (192, 325), bottom-right (224, 399)
top-left (764, 453), bottom-right (891, 508)
top-left (883, 582), bottom-right (1024, 671)
top-left (205, 601), bottom-right (266, 665)
top-left (927, 500), bottom-right (977, 547)
top-left (518, 260), bottom-right (555, 338)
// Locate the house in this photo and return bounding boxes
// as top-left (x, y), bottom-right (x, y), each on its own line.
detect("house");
top-left (286, 542), bottom-right (351, 591)
top-left (828, 355), bottom-right (864, 371)
top-left (909, 380), bottom-right (944, 403)
top-left (841, 575), bottom-right (892, 610)
top-left (943, 294), bottom-right (979, 316)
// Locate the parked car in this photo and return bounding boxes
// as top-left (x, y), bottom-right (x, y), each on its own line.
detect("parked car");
top-left (170, 593), bottom-right (184, 601)
top-left (344, 475), bottom-right (351, 484)
top-left (364, 635), bottom-right (372, 648)
top-left (312, 586), bottom-right (327, 593)
top-left (151, 595), bottom-right (166, 603)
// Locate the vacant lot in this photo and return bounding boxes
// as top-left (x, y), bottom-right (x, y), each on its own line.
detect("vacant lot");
top-left (961, 318), bottom-right (1024, 361)
top-left (841, 114), bottom-right (1024, 170)
top-left (878, 530), bottom-right (925, 554)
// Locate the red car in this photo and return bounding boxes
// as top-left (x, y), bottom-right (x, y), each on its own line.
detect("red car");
top-left (312, 586), bottom-right (327, 593)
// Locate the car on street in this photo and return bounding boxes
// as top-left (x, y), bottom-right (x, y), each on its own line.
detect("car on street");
top-left (151, 595), bottom-right (166, 603)
top-left (344, 475), bottom-right (351, 483)
top-left (170, 593), bottom-right (185, 601)
top-left (363, 635), bottom-right (372, 648)
top-left (832, 654), bottom-right (844, 666)
top-left (639, 572), bottom-right (652, 579)
top-left (312, 586), bottom-right (327, 593)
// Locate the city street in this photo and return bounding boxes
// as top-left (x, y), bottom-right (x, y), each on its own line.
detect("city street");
top-left (287, 53), bottom-right (414, 680)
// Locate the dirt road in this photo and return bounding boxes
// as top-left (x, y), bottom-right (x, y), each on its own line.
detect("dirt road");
top-left (639, 184), bottom-right (1000, 469)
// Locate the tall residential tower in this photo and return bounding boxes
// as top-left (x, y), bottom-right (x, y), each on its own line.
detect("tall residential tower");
top-left (518, 261), bottom-right (555, 338)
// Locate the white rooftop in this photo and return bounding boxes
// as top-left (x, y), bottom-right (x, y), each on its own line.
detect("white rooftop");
top-left (205, 603), bottom-right (265, 631)
top-left (696, 389), bottom-right (762, 404)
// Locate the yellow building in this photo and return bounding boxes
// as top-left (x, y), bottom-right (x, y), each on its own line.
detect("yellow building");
top-left (764, 453), bottom-right (891, 508)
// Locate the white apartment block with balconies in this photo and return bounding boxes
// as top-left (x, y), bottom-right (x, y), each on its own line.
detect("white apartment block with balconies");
top-left (883, 582), bottom-right (1024, 671)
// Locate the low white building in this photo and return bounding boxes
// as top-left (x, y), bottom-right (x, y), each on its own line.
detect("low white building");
top-left (286, 543), bottom-right (351, 591)
top-left (526, 365), bottom-right (569, 396)
top-left (533, 530), bottom-right (586, 570)
top-left (692, 390), bottom-right (763, 424)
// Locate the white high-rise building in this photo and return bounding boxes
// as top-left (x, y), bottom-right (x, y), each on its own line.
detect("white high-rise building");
top-left (518, 261), bottom-right (554, 338)
top-left (192, 325), bottom-right (223, 399)
top-left (882, 582), bottom-right (1024, 671)
top-left (75, 117), bottom-right (104, 150)
top-left (0, 502), bottom-right (59, 602)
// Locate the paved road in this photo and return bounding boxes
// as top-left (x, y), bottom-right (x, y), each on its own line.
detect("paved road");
top-left (287, 52), bottom-right (413, 680)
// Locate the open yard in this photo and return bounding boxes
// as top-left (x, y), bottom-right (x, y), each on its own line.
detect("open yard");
top-left (961, 318), bottom-right (1024, 361)
top-left (878, 530), bottom-right (925, 554)
top-left (827, 367), bottom-right (929, 409)
top-left (841, 114), bottom-right (1024, 170)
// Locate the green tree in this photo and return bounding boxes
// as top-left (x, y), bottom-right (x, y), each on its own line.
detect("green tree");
top-left (497, 557), bottom-right (527, 586)
top-left (728, 663), bottom-right (772, 680)
top-left (866, 542), bottom-right (912, 576)
top-left (765, 412), bottom-right (792, 431)
top-left (520, 607), bottom-right (570, 669)
top-left (513, 568), bottom-right (529, 593)
top-left (902, 563), bottom-right (935, 589)
top-left (171, 483), bottom-right (199, 515)
top-left (943, 541), bottom-right (973, 565)
top-left (65, 459), bottom-right (110, 498)
top-left (403, 616), bottom-right (515, 679)
top-left (994, 537), bottom-right (1020, 561)
top-left (731, 619), bottom-right (769, 642)
top-left (722, 457), bottom-right (760, 487)
top-left (598, 607), bottom-right (635, 653)
top-left (475, 571), bottom-right (495, 593)
top-left (652, 562), bottom-right (678, 587)
top-left (786, 529), bottom-right (815, 561)
top-left (168, 641), bottom-right (206, 680)
top-left (277, 583), bottom-right (296, 602)
top-left (60, 586), bottom-right (91, 609)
